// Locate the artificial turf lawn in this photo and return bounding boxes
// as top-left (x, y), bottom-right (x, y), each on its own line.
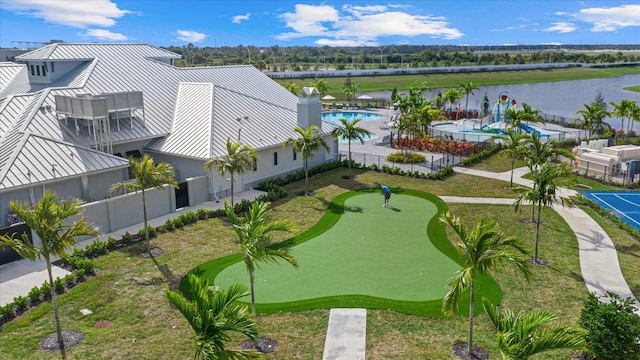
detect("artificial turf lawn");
top-left (187, 189), bottom-right (501, 317)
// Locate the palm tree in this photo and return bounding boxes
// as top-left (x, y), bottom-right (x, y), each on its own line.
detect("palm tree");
top-left (1, 191), bottom-right (98, 360)
top-left (514, 162), bottom-right (573, 264)
top-left (341, 82), bottom-right (359, 103)
top-left (444, 88), bottom-right (463, 113)
top-left (576, 102), bottom-right (609, 144)
top-left (110, 154), bottom-right (178, 250)
top-left (204, 137), bottom-right (258, 206)
top-left (332, 118), bottom-right (372, 175)
top-left (482, 298), bottom-right (586, 359)
top-left (460, 80), bottom-right (480, 115)
top-left (308, 78), bottom-right (330, 96)
top-left (165, 274), bottom-right (265, 360)
top-left (225, 201), bottom-right (298, 315)
top-left (505, 103), bottom-right (542, 132)
top-left (610, 99), bottom-right (637, 143)
top-left (283, 125), bottom-right (330, 196)
top-left (520, 132), bottom-right (574, 222)
top-left (493, 129), bottom-right (529, 189)
top-left (441, 212), bottom-right (531, 357)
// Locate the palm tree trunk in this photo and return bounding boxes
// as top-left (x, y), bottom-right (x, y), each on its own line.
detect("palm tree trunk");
top-left (250, 270), bottom-right (256, 315)
top-left (230, 174), bottom-right (235, 206)
top-left (142, 189), bottom-right (149, 246)
top-left (467, 280), bottom-right (475, 356)
top-left (304, 159), bottom-right (309, 195)
top-left (47, 256), bottom-right (67, 360)
top-left (510, 156), bottom-right (515, 189)
top-left (534, 202), bottom-right (542, 263)
top-left (348, 141), bottom-right (352, 174)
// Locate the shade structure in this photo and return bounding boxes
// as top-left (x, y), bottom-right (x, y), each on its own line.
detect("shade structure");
top-left (357, 94), bottom-right (373, 100)
top-left (321, 95), bottom-right (336, 100)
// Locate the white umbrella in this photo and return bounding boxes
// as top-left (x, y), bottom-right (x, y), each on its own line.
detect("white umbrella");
top-left (321, 95), bottom-right (336, 100)
top-left (357, 94), bottom-right (373, 100)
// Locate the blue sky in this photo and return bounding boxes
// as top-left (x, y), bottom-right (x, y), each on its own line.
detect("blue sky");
top-left (1, 1), bottom-right (639, 48)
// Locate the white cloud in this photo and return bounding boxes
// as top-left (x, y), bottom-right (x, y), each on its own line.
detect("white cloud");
top-left (176, 30), bottom-right (207, 43)
top-left (543, 22), bottom-right (577, 33)
top-left (276, 3), bottom-right (462, 46)
top-left (80, 29), bottom-right (128, 41)
top-left (574, 4), bottom-right (640, 32)
top-left (0, 0), bottom-right (131, 28)
top-left (232, 12), bottom-right (251, 24)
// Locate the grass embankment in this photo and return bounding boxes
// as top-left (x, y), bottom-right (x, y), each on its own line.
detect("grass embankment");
top-left (0, 167), bottom-right (637, 359)
top-left (276, 66), bottom-right (640, 97)
top-left (624, 85), bottom-right (640, 92)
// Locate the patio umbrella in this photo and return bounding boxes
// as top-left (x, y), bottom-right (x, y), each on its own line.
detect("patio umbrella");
top-left (321, 95), bottom-right (336, 100)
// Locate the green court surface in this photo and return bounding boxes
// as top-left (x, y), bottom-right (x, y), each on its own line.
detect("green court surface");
top-left (187, 189), bottom-right (501, 317)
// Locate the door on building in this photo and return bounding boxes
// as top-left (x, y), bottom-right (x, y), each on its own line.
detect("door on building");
top-left (175, 181), bottom-right (189, 209)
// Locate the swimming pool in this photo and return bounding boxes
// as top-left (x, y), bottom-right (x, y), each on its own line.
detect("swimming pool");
top-left (322, 111), bottom-right (382, 123)
top-left (431, 121), bottom-right (564, 142)
top-left (322, 111), bottom-right (380, 143)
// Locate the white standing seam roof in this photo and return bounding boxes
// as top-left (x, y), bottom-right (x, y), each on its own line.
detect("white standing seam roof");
top-left (0, 43), bottom-right (335, 191)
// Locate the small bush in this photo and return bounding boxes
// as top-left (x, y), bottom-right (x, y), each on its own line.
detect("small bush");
top-left (106, 236), bottom-right (117, 250)
top-left (53, 277), bottom-right (65, 294)
top-left (27, 286), bottom-right (42, 303)
top-left (122, 232), bottom-right (133, 245)
top-left (0, 303), bottom-right (13, 318)
top-left (196, 207), bottom-right (208, 220)
top-left (74, 268), bottom-right (86, 281)
top-left (13, 296), bottom-right (27, 311)
top-left (40, 282), bottom-right (51, 299)
top-left (580, 292), bottom-right (640, 360)
top-left (72, 248), bottom-right (85, 258)
top-left (387, 152), bottom-right (426, 164)
top-left (64, 274), bottom-right (75, 287)
top-left (164, 218), bottom-right (175, 230)
top-left (173, 218), bottom-right (184, 228)
top-left (138, 225), bottom-right (156, 239)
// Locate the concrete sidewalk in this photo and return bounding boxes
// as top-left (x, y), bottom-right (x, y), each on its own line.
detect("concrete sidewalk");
top-left (0, 189), bottom-right (265, 306)
top-left (449, 166), bottom-right (640, 314)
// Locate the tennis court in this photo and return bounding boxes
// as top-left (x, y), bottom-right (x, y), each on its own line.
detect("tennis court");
top-left (582, 191), bottom-right (640, 232)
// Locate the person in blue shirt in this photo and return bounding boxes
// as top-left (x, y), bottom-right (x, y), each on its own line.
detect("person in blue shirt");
top-left (381, 185), bottom-right (391, 207)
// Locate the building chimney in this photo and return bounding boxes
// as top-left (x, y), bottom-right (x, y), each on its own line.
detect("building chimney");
top-left (297, 87), bottom-right (322, 130)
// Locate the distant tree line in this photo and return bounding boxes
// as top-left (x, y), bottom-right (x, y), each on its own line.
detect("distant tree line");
top-left (163, 44), bottom-right (640, 71)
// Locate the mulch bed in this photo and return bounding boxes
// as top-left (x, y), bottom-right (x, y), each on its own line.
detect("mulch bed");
top-left (239, 337), bottom-right (277, 354)
top-left (450, 342), bottom-right (489, 360)
top-left (138, 247), bottom-right (165, 258)
top-left (39, 330), bottom-right (85, 351)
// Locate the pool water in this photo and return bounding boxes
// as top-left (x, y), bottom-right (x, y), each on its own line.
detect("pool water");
top-left (322, 111), bottom-right (381, 143)
top-left (431, 121), bottom-right (563, 142)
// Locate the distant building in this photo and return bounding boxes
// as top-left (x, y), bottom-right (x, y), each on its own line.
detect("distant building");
top-left (0, 43), bottom-right (338, 229)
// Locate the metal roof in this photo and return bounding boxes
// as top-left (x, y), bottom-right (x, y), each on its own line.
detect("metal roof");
top-left (0, 43), bottom-right (335, 191)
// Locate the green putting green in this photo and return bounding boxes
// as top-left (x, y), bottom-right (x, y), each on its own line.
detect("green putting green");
top-left (187, 189), bottom-right (501, 317)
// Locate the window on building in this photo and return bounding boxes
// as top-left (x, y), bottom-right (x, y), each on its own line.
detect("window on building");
top-left (36, 66), bottom-right (40, 76)
top-left (273, 152), bottom-right (278, 166)
top-left (293, 148), bottom-right (297, 161)
top-left (253, 158), bottom-right (257, 171)
top-left (41, 65), bottom-right (46, 76)
top-left (50, 62), bottom-right (54, 72)
top-left (30, 65), bottom-right (35, 76)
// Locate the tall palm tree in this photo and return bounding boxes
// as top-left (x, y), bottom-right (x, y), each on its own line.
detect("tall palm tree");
top-left (514, 163), bottom-right (573, 264)
top-left (341, 82), bottom-right (359, 103)
top-left (441, 213), bottom-right (531, 357)
top-left (459, 80), bottom-right (480, 115)
top-left (520, 133), bottom-right (574, 222)
top-left (110, 154), bottom-right (178, 250)
top-left (308, 78), bottom-right (330, 96)
top-left (204, 137), bottom-right (258, 206)
top-left (505, 103), bottom-right (542, 132)
top-left (493, 129), bottom-right (529, 189)
top-left (283, 125), bottom-right (330, 196)
top-left (1, 191), bottom-right (98, 360)
top-left (165, 274), bottom-right (265, 360)
top-left (225, 201), bottom-right (298, 315)
top-left (576, 102), bottom-right (609, 144)
top-left (609, 99), bottom-right (637, 143)
top-left (482, 298), bottom-right (586, 360)
top-left (332, 118), bottom-right (372, 175)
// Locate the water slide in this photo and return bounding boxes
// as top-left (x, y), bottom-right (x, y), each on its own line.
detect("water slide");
top-left (519, 123), bottom-right (549, 137)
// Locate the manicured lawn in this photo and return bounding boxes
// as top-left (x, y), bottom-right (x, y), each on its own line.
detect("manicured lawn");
top-left (196, 190), bottom-right (499, 316)
top-left (276, 66), bottom-right (640, 96)
top-left (0, 166), bottom-right (636, 359)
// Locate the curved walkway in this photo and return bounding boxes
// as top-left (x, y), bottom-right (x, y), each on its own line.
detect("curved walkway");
top-left (451, 166), bottom-right (640, 313)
